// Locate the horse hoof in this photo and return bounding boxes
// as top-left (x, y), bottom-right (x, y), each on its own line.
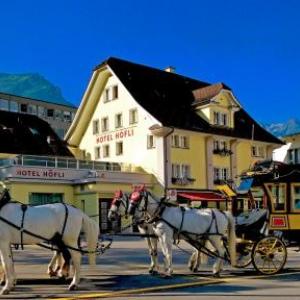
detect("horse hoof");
top-left (192, 268), bottom-right (198, 273)
top-left (1, 288), bottom-right (10, 295)
top-left (68, 284), bottom-right (77, 291)
top-left (213, 273), bottom-right (221, 278)
top-left (151, 270), bottom-right (159, 276)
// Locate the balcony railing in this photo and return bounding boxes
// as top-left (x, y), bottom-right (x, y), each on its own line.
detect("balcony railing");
top-left (213, 148), bottom-right (233, 156)
top-left (0, 155), bottom-right (122, 172)
top-left (171, 177), bottom-right (195, 186)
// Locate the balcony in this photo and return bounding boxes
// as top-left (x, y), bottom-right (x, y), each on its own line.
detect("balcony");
top-left (171, 177), bottom-right (195, 186)
top-left (213, 148), bottom-right (233, 156)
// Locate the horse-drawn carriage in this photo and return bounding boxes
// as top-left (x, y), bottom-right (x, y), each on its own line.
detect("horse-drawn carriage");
top-left (109, 160), bottom-right (300, 277)
top-left (232, 160), bottom-right (300, 274)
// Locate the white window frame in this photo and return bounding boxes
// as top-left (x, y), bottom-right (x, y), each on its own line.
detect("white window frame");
top-left (147, 135), bottom-right (155, 149)
top-left (95, 146), bottom-right (101, 159)
top-left (101, 117), bottom-right (109, 132)
top-left (129, 108), bottom-right (138, 124)
top-left (172, 135), bottom-right (180, 148)
top-left (115, 113), bottom-right (123, 129)
top-left (116, 141), bottom-right (123, 156)
top-left (180, 136), bottom-right (189, 148)
top-left (103, 144), bottom-right (110, 158)
top-left (93, 120), bottom-right (99, 135)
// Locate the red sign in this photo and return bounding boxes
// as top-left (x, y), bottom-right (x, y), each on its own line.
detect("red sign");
top-left (271, 216), bottom-right (286, 227)
top-left (96, 128), bottom-right (134, 144)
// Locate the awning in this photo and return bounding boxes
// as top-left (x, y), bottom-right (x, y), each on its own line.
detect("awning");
top-left (237, 178), bottom-right (254, 194)
top-left (178, 191), bottom-right (227, 201)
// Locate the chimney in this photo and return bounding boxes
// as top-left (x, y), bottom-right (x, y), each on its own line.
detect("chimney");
top-left (164, 66), bottom-right (176, 73)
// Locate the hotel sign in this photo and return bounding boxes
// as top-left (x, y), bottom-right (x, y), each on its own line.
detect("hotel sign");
top-left (16, 169), bottom-right (65, 178)
top-left (96, 128), bottom-right (134, 144)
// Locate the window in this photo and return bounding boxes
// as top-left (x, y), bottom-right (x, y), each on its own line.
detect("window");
top-left (221, 113), bottom-right (228, 126)
top-left (101, 117), bottom-right (109, 132)
top-left (214, 167), bottom-right (230, 182)
top-left (213, 112), bottom-right (220, 125)
top-left (129, 108), bottom-right (138, 124)
top-left (20, 103), bottom-right (28, 113)
top-left (180, 136), bottom-right (189, 148)
top-left (182, 164), bottom-right (191, 178)
top-left (29, 193), bottom-right (63, 205)
top-left (28, 104), bottom-right (37, 115)
top-left (104, 85), bottom-right (118, 102)
top-left (54, 109), bottom-right (62, 120)
top-left (38, 106), bottom-right (45, 117)
top-left (292, 184), bottom-right (300, 210)
top-left (0, 99), bottom-right (9, 111)
top-left (47, 108), bottom-right (54, 117)
top-left (93, 120), bottom-right (99, 134)
top-left (147, 135), bottom-right (155, 149)
top-left (63, 111), bottom-right (72, 122)
top-left (115, 113), bottom-right (123, 128)
top-left (266, 183), bottom-right (286, 211)
top-left (95, 146), bottom-right (100, 159)
top-left (251, 145), bottom-right (265, 157)
top-left (172, 135), bottom-right (180, 147)
top-left (112, 85), bottom-right (118, 99)
top-left (288, 149), bottom-right (300, 164)
top-left (9, 101), bottom-right (18, 112)
top-left (116, 142), bottom-right (123, 155)
top-left (103, 144), bottom-right (110, 157)
top-left (172, 164), bottom-right (181, 178)
top-left (213, 111), bottom-right (228, 126)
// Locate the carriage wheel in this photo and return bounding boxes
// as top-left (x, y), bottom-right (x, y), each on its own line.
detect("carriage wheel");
top-left (235, 241), bottom-right (254, 268)
top-left (251, 236), bottom-right (287, 275)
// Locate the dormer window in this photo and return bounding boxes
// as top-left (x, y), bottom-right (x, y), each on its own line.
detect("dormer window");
top-left (213, 111), bottom-right (228, 126)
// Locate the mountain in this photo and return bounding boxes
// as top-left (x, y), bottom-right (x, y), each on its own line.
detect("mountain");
top-left (0, 73), bottom-right (75, 107)
top-left (263, 118), bottom-right (300, 138)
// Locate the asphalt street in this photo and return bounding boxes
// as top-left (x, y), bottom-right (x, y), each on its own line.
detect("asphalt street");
top-left (1, 236), bottom-right (300, 299)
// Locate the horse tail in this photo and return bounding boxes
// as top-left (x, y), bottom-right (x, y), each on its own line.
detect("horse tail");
top-left (225, 211), bottom-right (236, 267)
top-left (82, 213), bottom-right (99, 265)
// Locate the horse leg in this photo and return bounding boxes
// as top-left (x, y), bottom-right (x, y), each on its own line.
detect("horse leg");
top-left (146, 237), bottom-right (159, 275)
top-left (188, 250), bottom-right (201, 272)
top-left (68, 246), bottom-right (82, 291)
top-left (209, 237), bottom-right (225, 277)
top-left (48, 251), bottom-right (61, 277)
top-left (159, 233), bottom-right (173, 277)
top-left (0, 243), bottom-right (15, 295)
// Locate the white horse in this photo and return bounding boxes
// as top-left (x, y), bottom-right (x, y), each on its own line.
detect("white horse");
top-left (0, 195), bottom-right (99, 295)
top-left (108, 190), bottom-right (207, 274)
top-left (128, 186), bottom-right (236, 277)
top-left (108, 190), bottom-right (159, 275)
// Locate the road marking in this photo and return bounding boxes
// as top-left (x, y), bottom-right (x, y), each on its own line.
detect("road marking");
top-left (51, 270), bottom-right (300, 300)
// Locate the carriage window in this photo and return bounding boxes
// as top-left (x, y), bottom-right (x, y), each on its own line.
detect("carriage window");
top-left (266, 183), bottom-right (286, 211)
top-left (292, 184), bottom-right (300, 211)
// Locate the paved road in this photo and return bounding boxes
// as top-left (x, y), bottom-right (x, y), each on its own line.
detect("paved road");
top-left (1, 237), bottom-right (300, 299)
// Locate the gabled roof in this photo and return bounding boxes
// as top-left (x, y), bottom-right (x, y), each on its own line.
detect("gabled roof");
top-left (96, 57), bottom-right (282, 145)
top-left (98, 57), bottom-right (211, 131)
top-left (192, 82), bottom-right (231, 104)
top-left (0, 110), bottom-right (73, 156)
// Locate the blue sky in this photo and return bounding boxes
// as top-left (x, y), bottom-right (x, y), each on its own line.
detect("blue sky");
top-left (0, 0), bottom-right (299, 123)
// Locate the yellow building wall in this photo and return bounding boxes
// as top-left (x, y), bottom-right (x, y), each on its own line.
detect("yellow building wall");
top-left (171, 131), bottom-right (207, 189)
top-left (8, 182), bottom-right (75, 205)
top-left (74, 193), bottom-right (99, 224)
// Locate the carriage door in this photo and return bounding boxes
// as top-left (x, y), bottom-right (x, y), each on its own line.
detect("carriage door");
top-left (98, 199), bottom-right (112, 233)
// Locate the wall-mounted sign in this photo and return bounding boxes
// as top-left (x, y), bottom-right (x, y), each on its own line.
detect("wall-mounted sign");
top-left (96, 128), bottom-right (134, 144)
top-left (16, 169), bottom-right (65, 178)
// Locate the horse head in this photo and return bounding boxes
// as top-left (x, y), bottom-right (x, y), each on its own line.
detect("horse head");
top-left (128, 185), bottom-right (148, 216)
top-left (108, 190), bottom-right (128, 221)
